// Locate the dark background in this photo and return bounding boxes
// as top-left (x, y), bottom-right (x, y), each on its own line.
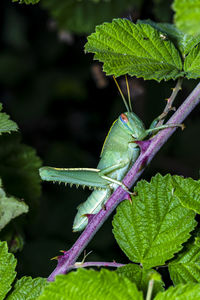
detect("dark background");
top-left (0, 0), bottom-right (199, 280)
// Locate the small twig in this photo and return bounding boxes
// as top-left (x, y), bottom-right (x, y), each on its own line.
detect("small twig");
top-left (74, 261), bottom-right (125, 269)
top-left (157, 78), bottom-right (183, 126)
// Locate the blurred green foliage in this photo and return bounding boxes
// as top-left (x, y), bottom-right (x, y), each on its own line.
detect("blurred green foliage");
top-left (12, 0), bottom-right (40, 4)
top-left (153, 0), bottom-right (173, 22)
top-left (173, 0), bottom-right (200, 35)
top-left (1, 0), bottom-right (200, 280)
top-left (41, 0), bottom-right (143, 34)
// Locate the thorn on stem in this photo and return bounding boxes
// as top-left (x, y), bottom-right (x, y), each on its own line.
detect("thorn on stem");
top-left (51, 256), bottom-right (59, 261)
top-left (128, 197), bottom-right (132, 205)
top-left (181, 124), bottom-right (186, 130)
top-left (83, 213), bottom-right (95, 223)
top-left (134, 140), bottom-right (151, 153)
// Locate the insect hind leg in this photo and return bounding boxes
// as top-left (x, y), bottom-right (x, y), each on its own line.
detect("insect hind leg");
top-left (100, 175), bottom-right (133, 194)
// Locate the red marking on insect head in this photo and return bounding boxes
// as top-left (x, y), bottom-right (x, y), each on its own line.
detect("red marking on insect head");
top-left (120, 113), bottom-right (128, 123)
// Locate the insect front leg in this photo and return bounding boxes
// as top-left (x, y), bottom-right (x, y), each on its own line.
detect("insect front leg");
top-left (146, 123), bottom-right (184, 137)
top-left (138, 123), bottom-right (184, 140)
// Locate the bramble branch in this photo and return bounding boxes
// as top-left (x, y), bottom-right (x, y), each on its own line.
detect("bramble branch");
top-left (48, 81), bottom-right (200, 281)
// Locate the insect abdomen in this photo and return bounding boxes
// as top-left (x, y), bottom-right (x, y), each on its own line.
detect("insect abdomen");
top-left (73, 189), bottom-right (111, 231)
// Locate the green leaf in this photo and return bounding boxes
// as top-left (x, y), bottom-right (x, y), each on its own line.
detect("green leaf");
top-left (170, 263), bottom-right (200, 286)
top-left (173, 0), bottom-right (200, 36)
top-left (184, 44), bottom-right (200, 79)
top-left (41, 0), bottom-right (142, 34)
top-left (172, 176), bottom-right (200, 214)
top-left (169, 231), bottom-right (200, 285)
top-left (0, 178), bottom-right (28, 231)
top-left (0, 134), bottom-right (42, 209)
top-left (38, 269), bottom-right (143, 300)
top-left (12, 0), bottom-right (40, 4)
top-left (138, 20), bottom-right (200, 55)
top-left (0, 241), bottom-right (16, 299)
top-left (85, 18), bottom-right (184, 81)
top-left (3, 231), bottom-right (24, 253)
top-left (117, 264), bottom-right (164, 297)
top-left (0, 103), bottom-right (18, 135)
top-left (0, 241), bottom-right (46, 300)
top-left (154, 283), bottom-right (200, 299)
top-left (112, 174), bottom-right (197, 269)
top-left (7, 276), bottom-right (47, 300)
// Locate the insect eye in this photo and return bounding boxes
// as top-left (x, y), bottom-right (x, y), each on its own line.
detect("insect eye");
top-left (120, 113), bottom-right (128, 123)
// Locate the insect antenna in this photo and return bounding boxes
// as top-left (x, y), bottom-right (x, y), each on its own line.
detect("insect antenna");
top-left (80, 250), bottom-right (93, 264)
top-left (125, 75), bottom-right (133, 112)
top-left (113, 75), bottom-right (130, 112)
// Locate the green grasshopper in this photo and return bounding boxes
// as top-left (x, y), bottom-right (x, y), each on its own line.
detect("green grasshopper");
top-left (39, 77), bottom-right (181, 231)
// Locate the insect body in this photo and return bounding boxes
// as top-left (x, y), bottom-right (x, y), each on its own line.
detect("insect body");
top-left (39, 78), bottom-right (181, 231)
top-left (40, 111), bottom-right (146, 231)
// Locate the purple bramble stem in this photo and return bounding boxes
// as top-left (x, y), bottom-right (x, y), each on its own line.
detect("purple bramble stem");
top-left (48, 189), bottom-right (130, 281)
top-left (48, 81), bottom-right (200, 281)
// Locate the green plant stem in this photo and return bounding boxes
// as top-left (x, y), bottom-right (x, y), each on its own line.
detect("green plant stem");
top-left (146, 280), bottom-right (154, 300)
